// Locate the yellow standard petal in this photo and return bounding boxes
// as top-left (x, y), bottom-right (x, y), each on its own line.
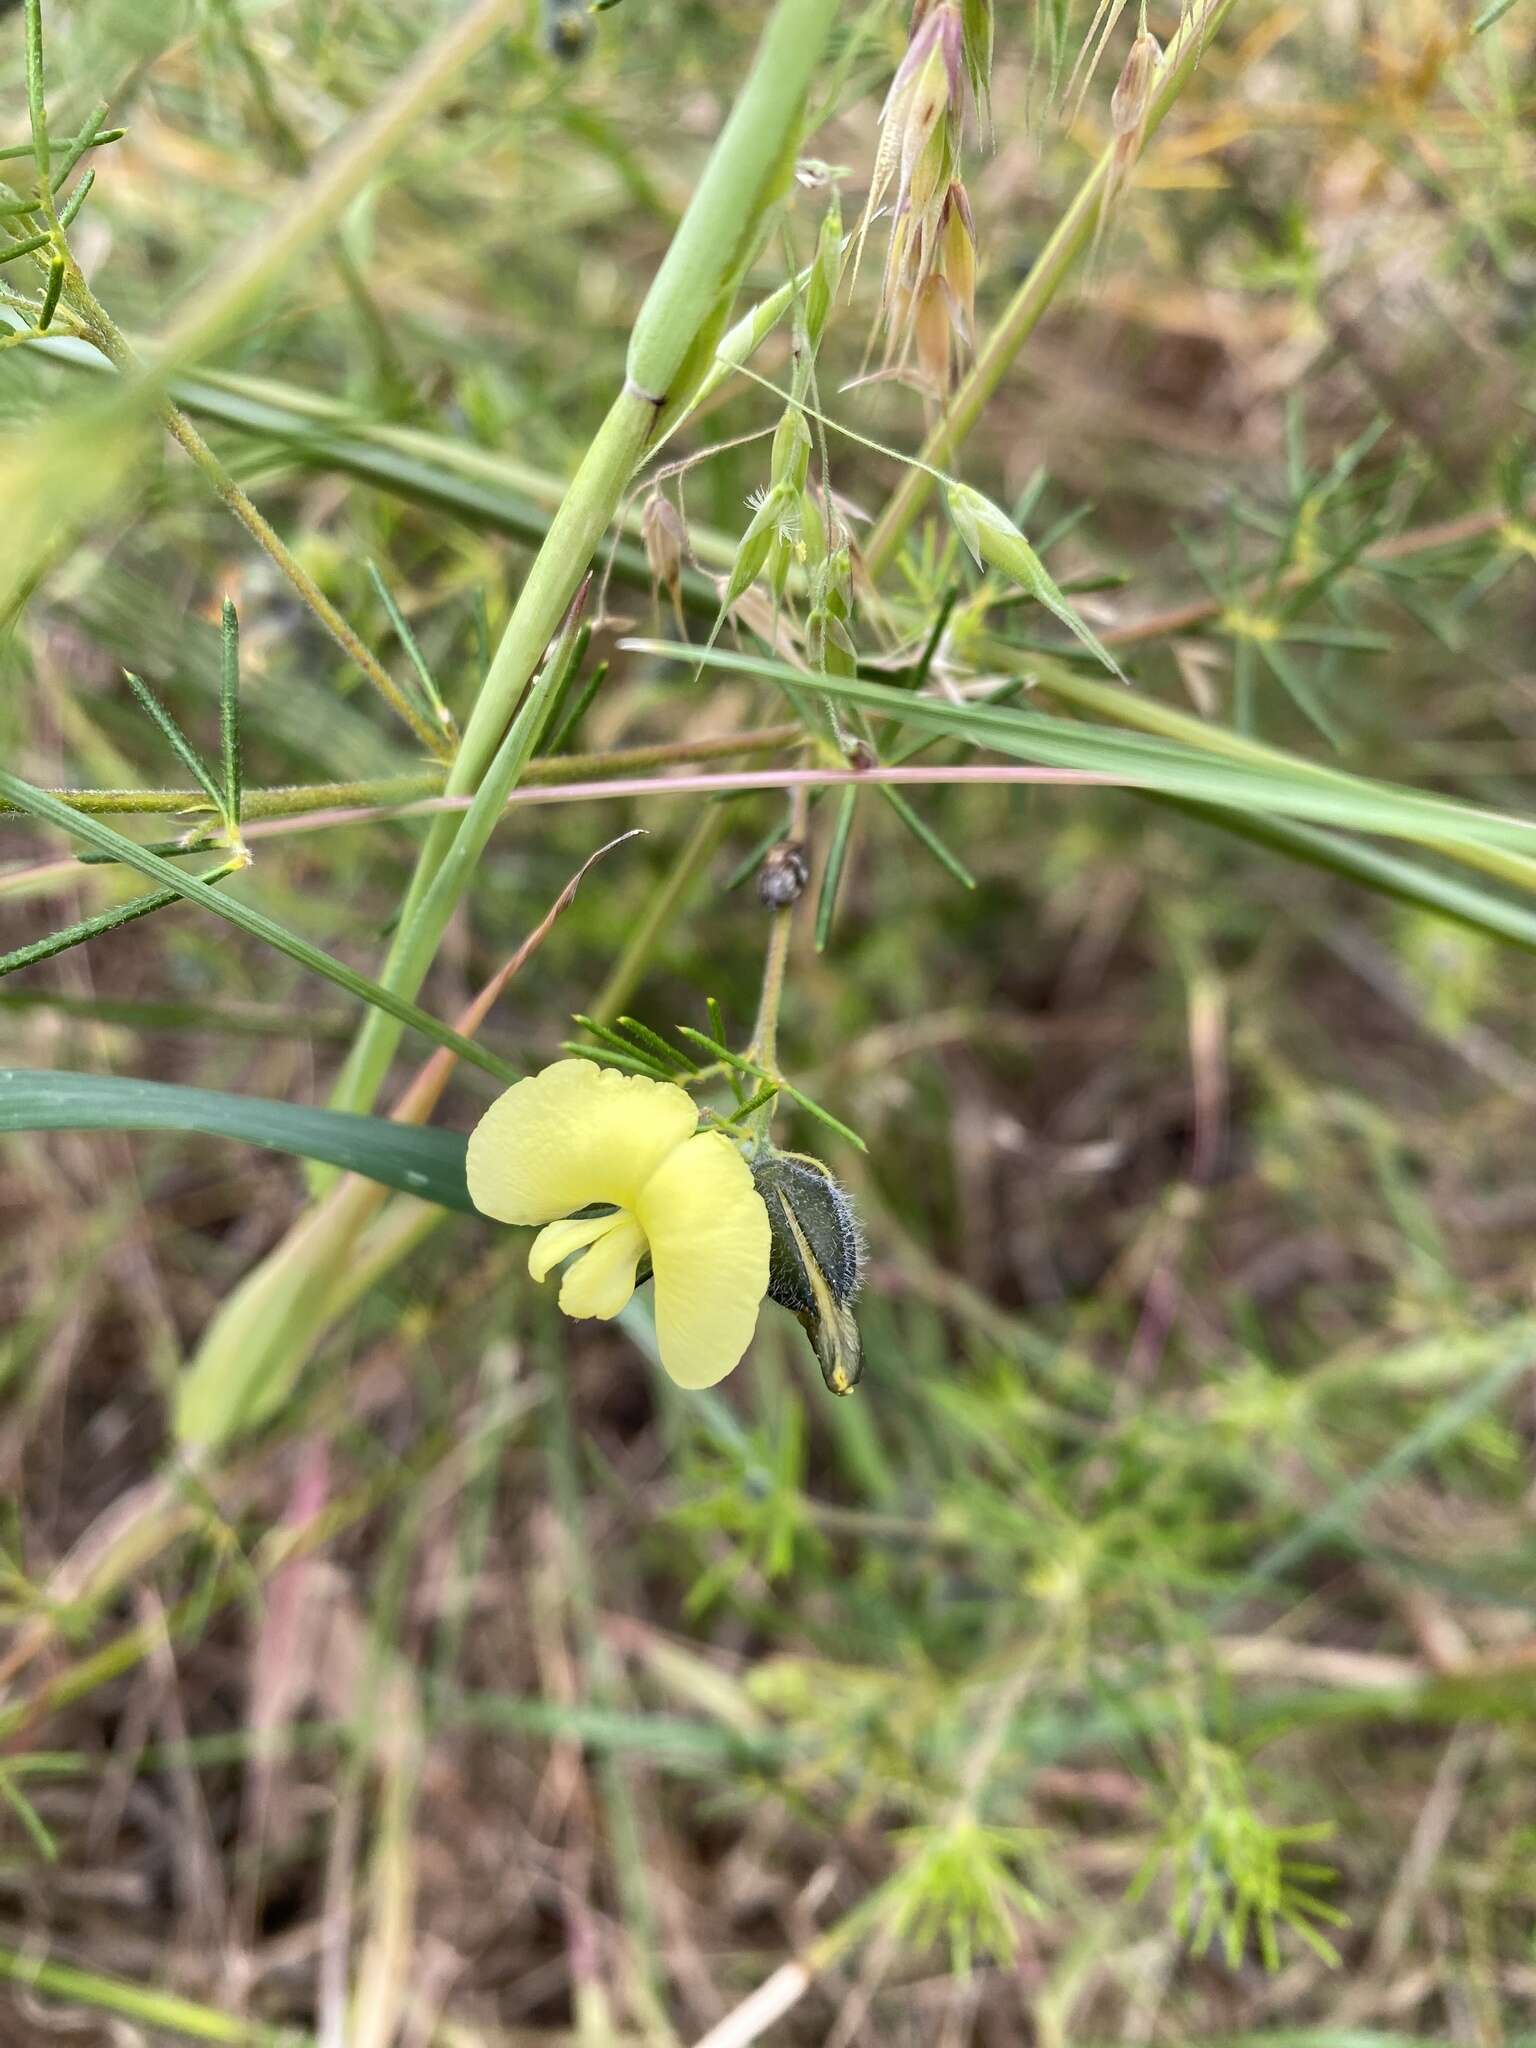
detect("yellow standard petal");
top-left (466, 1059), bottom-right (699, 1226)
top-left (636, 1132), bottom-right (771, 1389)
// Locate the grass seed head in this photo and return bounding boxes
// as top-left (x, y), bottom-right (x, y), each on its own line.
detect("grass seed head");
top-left (642, 489), bottom-right (686, 619)
top-left (1111, 29), bottom-right (1161, 142)
top-left (858, 0), bottom-right (991, 393)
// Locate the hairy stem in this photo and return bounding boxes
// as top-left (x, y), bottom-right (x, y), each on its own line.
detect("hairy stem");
top-left (0, 728), bottom-right (805, 823)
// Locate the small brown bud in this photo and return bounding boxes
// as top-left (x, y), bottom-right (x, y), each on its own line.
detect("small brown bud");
top-left (758, 840), bottom-right (810, 909)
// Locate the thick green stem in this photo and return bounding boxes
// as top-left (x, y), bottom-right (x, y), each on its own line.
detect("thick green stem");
top-left (327, 0), bottom-right (837, 1121)
top-left (624, 0), bottom-right (833, 404)
top-left (327, 387), bottom-right (655, 1119)
top-left (1, 731), bottom-right (805, 821)
top-left (865, 0), bottom-right (1245, 578)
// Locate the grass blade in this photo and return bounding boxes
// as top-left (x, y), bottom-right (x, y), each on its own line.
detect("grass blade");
top-left (0, 884), bottom-right (188, 978)
top-left (815, 785), bottom-right (859, 951)
top-left (625, 643), bottom-right (1536, 867)
top-left (0, 1069), bottom-right (475, 1211)
top-left (0, 768), bottom-right (519, 1083)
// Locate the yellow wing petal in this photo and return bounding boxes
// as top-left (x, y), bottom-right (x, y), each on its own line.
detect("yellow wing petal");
top-left (529, 1211), bottom-right (618, 1283)
top-left (466, 1059), bottom-right (698, 1225)
top-left (637, 1132), bottom-right (770, 1389)
top-left (558, 1214), bottom-right (646, 1321)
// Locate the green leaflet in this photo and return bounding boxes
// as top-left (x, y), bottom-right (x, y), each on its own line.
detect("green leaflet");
top-left (0, 1069), bottom-right (475, 1211)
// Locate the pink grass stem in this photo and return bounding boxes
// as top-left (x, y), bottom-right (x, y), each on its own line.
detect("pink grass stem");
top-left (241, 762), bottom-right (1125, 844)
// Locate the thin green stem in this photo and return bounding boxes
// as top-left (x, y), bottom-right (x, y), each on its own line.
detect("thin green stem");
top-left (745, 788), bottom-right (809, 1141)
top-left (0, 1948), bottom-right (303, 2048)
top-left (749, 901), bottom-right (795, 1080)
top-left (588, 806), bottom-right (731, 1028)
top-left (326, 0), bottom-right (836, 1122)
top-left (0, 727), bottom-right (804, 823)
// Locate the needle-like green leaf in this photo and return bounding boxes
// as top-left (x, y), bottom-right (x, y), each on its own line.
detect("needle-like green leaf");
top-left (0, 767), bottom-right (519, 1083)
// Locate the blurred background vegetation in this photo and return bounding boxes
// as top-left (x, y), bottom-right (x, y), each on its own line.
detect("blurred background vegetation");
top-left (3, 0), bottom-right (1536, 2041)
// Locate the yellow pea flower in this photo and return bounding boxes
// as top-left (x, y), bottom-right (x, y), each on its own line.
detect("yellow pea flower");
top-left (465, 1059), bottom-right (771, 1389)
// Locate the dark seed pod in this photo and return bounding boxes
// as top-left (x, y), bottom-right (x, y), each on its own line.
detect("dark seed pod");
top-left (750, 1150), bottom-right (864, 1394)
top-left (544, 0), bottom-right (592, 62)
top-left (758, 840), bottom-right (810, 909)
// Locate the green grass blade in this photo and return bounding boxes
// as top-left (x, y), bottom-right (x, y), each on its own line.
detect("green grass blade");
top-left (365, 558), bottom-right (453, 735)
top-left (0, 1069), bottom-right (475, 1210)
top-left (0, 1945), bottom-right (304, 2047)
top-left (815, 785), bottom-right (858, 951)
top-left (1256, 637), bottom-right (1346, 753)
top-left (874, 782), bottom-right (977, 890)
top-left (1162, 799), bottom-right (1536, 955)
top-left (625, 643), bottom-right (1536, 865)
top-left (0, 987), bottom-right (353, 1038)
top-left (0, 884), bottom-right (186, 977)
top-left (0, 1767), bottom-right (58, 1860)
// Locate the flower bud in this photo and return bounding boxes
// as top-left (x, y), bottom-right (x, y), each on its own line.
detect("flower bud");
top-left (939, 182), bottom-right (976, 344)
top-left (769, 529), bottom-right (795, 606)
top-left (758, 839), bottom-right (810, 909)
top-left (914, 272), bottom-right (954, 394)
top-left (808, 606), bottom-right (859, 678)
top-left (750, 1150), bottom-right (864, 1395)
top-left (543, 0), bottom-right (591, 62)
top-left (724, 485), bottom-right (791, 609)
